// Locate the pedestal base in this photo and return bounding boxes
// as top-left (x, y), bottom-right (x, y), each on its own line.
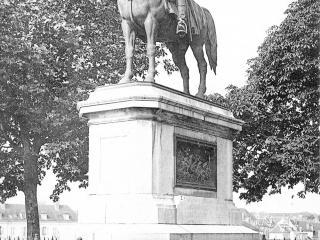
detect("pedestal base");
top-left (78, 224), bottom-right (260, 240)
top-left (77, 83), bottom-right (257, 239)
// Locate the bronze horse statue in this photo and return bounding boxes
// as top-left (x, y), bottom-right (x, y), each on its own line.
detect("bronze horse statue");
top-left (117, 0), bottom-right (217, 98)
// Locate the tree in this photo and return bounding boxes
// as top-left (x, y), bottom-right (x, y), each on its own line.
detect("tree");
top-left (225, 0), bottom-right (319, 202)
top-left (0, 1), bottom-right (90, 237)
top-left (0, 0), bottom-right (174, 238)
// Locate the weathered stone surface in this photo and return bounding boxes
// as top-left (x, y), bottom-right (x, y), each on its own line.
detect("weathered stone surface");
top-left (76, 223), bottom-right (259, 240)
top-left (78, 82), bottom-right (242, 134)
top-left (77, 82), bottom-right (258, 239)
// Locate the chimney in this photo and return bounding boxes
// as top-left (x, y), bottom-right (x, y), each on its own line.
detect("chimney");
top-left (0, 203), bottom-right (5, 211)
top-left (54, 202), bottom-right (60, 211)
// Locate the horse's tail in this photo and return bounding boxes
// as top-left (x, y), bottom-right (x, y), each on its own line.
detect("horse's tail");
top-left (203, 8), bottom-right (217, 74)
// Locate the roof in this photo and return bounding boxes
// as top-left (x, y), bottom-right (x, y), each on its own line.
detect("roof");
top-left (270, 225), bottom-right (289, 233)
top-left (254, 212), bottom-right (319, 220)
top-left (313, 223), bottom-right (320, 231)
top-left (277, 218), bottom-right (297, 228)
top-left (242, 221), bottom-right (260, 232)
top-left (239, 208), bottom-right (257, 220)
top-left (270, 218), bottom-right (298, 233)
top-left (0, 204), bottom-right (77, 222)
top-left (256, 218), bottom-right (275, 228)
top-left (296, 221), bottom-right (313, 232)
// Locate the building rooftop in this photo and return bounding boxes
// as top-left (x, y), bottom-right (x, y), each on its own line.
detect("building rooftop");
top-left (0, 204), bottom-right (77, 222)
top-left (269, 218), bottom-right (298, 233)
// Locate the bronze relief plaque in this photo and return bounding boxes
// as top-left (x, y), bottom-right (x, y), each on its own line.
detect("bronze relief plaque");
top-left (175, 136), bottom-right (217, 191)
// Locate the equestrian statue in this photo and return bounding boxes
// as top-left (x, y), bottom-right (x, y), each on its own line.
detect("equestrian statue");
top-left (117, 0), bottom-right (217, 98)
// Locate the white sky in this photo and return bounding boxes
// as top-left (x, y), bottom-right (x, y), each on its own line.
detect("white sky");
top-left (157, 0), bottom-right (294, 95)
top-left (7, 0), bottom-right (320, 215)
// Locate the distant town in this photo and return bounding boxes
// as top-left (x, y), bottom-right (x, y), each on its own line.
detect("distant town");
top-left (240, 208), bottom-right (320, 240)
top-left (0, 203), bottom-right (78, 240)
top-left (0, 203), bottom-right (319, 240)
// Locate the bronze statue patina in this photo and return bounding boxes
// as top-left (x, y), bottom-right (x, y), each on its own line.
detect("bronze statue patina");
top-left (117, 0), bottom-right (217, 98)
top-left (176, 0), bottom-right (188, 38)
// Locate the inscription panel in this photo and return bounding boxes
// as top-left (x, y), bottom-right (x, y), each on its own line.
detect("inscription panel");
top-left (175, 136), bottom-right (217, 191)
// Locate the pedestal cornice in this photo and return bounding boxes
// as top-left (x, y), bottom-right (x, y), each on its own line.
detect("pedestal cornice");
top-left (77, 82), bottom-right (244, 134)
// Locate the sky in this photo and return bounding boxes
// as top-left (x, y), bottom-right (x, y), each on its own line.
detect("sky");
top-left (7, 0), bottom-right (320, 214)
top-left (157, 0), bottom-right (294, 95)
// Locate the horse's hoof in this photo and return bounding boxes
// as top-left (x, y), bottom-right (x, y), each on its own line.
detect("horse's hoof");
top-left (195, 92), bottom-right (205, 99)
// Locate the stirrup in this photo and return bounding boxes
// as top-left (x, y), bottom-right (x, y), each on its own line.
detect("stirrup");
top-left (176, 19), bottom-right (187, 38)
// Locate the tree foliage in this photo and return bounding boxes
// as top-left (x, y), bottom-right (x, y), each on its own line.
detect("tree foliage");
top-left (225, 0), bottom-right (319, 202)
top-left (0, 0), bottom-right (174, 237)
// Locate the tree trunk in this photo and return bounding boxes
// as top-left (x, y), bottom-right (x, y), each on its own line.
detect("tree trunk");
top-left (22, 134), bottom-right (40, 240)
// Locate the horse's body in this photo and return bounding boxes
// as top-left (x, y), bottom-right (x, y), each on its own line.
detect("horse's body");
top-left (117, 0), bottom-right (217, 98)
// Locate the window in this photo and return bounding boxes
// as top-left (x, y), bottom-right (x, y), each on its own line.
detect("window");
top-left (42, 226), bottom-right (47, 235)
top-left (40, 213), bottom-right (48, 220)
top-left (53, 227), bottom-right (60, 238)
top-left (63, 213), bottom-right (70, 220)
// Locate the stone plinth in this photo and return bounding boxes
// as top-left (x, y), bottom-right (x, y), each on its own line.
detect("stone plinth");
top-left (77, 224), bottom-right (259, 240)
top-left (77, 82), bottom-right (259, 239)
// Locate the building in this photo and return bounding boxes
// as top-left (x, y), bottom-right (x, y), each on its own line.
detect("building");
top-left (268, 218), bottom-right (311, 240)
top-left (311, 223), bottom-right (320, 240)
top-left (240, 209), bottom-right (278, 239)
top-left (296, 221), bottom-right (314, 239)
top-left (240, 208), bottom-right (259, 227)
top-left (256, 218), bottom-right (276, 239)
top-left (0, 203), bottom-right (78, 240)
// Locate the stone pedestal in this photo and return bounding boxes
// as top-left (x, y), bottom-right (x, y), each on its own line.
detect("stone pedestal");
top-left (77, 82), bottom-right (259, 240)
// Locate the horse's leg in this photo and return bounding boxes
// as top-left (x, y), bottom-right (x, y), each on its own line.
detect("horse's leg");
top-left (119, 19), bottom-right (136, 84)
top-left (179, 47), bottom-right (190, 95)
top-left (191, 43), bottom-right (207, 98)
top-left (144, 14), bottom-right (158, 82)
top-left (167, 42), bottom-right (190, 94)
